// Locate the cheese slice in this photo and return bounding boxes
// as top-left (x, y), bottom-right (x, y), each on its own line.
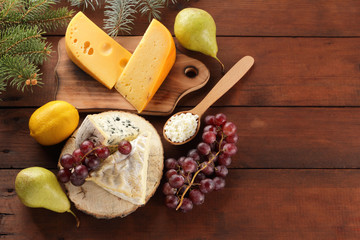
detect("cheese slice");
top-left (87, 131), bottom-right (151, 205)
top-left (65, 12), bottom-right (132, 89)
top-left (115, 19), bottom-right (176, 113)
top-left (75, 112), bottom-right (140, 147)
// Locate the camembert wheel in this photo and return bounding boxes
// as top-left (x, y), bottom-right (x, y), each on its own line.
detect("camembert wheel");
top-left (59, 111), bottom-right (163, 219)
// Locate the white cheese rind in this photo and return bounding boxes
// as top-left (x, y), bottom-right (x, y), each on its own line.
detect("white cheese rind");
top-left (88, 131), bottom-right (151, 205)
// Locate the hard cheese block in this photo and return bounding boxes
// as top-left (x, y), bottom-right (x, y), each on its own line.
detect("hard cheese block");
top-left (75, 112), bottom-right (140, 147)
top-left (88, 131), bottom-right (151, 205)
top-left (65, 12), bottom-right (132, 89)
top-left (115, 19), bottom-right (176, 113)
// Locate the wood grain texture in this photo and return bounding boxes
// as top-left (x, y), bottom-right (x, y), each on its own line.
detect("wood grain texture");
top-left (55, 37), bottom-right (210, 115)
top-left (1, 37), bottom-right (359, 108)
top-left (3, 169), bottom-right (360, 239)
top-left (2, 107), bottom-right (360, 169)
top-left (50, 1), bottom-right (360, 37)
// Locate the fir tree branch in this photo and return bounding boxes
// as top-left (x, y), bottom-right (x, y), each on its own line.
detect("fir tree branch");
top-left (68, 0), bottom-right (105, 11)
top-left (25, 7), bottom-right (75, 31)
top-left (21, 0), bottom-right (50, 21)
top-left (0, 55), bottom-right (42, 94)
top-left (4, 34), bottom-right (42, 54)
top-left (0, 0), bottom-right (74, 32)
top-left (137, 0), bottom-right (164, 22)
top-left (104, 0), bottom-right (137, 37)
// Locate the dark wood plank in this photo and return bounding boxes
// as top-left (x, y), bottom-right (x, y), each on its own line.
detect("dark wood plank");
top-left (1, 37), bottom-right (359, 108)
top-left (50, 0), bottom-right (360, 37)
top-left (2, 169), bottom-right (360, 239)
top-left (2, 107), bottom-right (360, 169)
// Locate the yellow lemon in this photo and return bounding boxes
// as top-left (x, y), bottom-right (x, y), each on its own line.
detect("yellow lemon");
top-left (29, 101), bottom-right (79, 146)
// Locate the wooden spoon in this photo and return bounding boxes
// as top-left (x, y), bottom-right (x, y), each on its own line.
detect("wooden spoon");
top-left (163, 55), bottom-right (255, 145)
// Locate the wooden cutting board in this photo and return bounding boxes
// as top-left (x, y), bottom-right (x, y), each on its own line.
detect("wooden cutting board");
top-left (55, 37), bottom-right (210, 115)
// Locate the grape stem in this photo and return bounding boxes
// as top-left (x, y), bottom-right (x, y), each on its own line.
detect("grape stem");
top-left (176, 134), bottom-right (225, 211)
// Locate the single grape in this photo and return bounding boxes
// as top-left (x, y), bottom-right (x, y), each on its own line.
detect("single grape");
top-left (213, 177), bottom-right (226, 190)
top-left (223, 143), bottom-right (238, 156)
top-left (165, 195), bottom-right (179, 209)
top-left (226, 133), bottom-right (238, 143)
top-left (223, 122), bottom-right (237, 137)
top-left (72, 148), bottom-right (85, 165)
top-left (118, 140), bottom-right (132, 155)
top-left (70, 172), bottom-right (85, 186)
top-left (57, 168), bottom-right (71, 183)
top-left (197, 142), bottom-right (211, 155)
top-left (165, 158), bottom-right (179, 169)
top-left (80, 140), bottom-right (95, 155)
top-left (60, 154), bottom-right (75, 169)
top-left (95, 145), bottom-right (110, 159)
top-left (194, 172), bottom-right (206, 183)
top-left (169, 174), bottom-right (185, 188)
top-left (162, 182), bottom-right (177, 195)
top-left (187, 149), bottom-right (200, 162)
top-left (179, 198), bottom-right (193, 212)
top-left (214, 113), bottom-right (227, 126)
top-left (218, 153), bottom-right (232, 166)
top-left (215, 165), bottom-right (229, 178)
top-left (85, 157), bottom-right (101, 170)
top-left (200, 162), bottom-right (214, 176)
top-left (182, 157), bottom-right (198, 173)
top-left (165, 169), bottom-right (177, 180)
top-left (189, 189), bottom-right (205, 205)
top-left (178, 156), bottom-right (186, 166)
top-left (74, 164), bottom-right (88, 179)
top-left (202, 131), bottom-right (216, 144)
top-left (199, 178), bottom-right (215, 194)
top-left (203, 125), bottom-right (217, 134)
top-left (204, 115), bottom-right (215, 125)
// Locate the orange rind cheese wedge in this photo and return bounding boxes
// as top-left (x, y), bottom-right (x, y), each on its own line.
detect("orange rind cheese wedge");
top-left (115, 19), bottom-right (176, 113)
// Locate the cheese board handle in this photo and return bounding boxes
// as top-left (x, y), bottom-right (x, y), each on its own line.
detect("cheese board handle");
top-left (190, 56), bottom-right (254, 116)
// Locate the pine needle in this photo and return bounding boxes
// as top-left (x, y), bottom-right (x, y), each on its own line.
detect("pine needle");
top-left (68, 0), bottom-right (105, 11)
top-left (137, 0), bottom-right (164, 22)
top-left (104, 0), bottom-right (137, 36)
top-left (0, 55), bottom-right (43, 93)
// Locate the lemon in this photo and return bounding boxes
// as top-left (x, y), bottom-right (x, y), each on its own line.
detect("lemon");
top-left (29, 100), bottom-right (79, 146)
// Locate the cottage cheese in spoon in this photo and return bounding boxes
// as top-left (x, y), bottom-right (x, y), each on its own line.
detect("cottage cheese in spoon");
top-left (164, 113), bottom-right (199, 143)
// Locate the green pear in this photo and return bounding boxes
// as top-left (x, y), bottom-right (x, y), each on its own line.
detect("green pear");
top-left (174, 8), bottom-right (224, 72)
top-left (15, 167), bottom-right (79, 227)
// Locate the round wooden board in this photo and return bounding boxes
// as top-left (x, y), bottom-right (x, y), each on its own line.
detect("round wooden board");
top-left (55, 37), bottom-right (210, 115)
top-left (59, 111), bottom-right (164, 219)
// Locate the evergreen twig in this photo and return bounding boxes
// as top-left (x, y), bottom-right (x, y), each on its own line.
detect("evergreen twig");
top-left (104, 0), bottom-right (137, 36)
top-left (0, 0), bottom-right (72, 96)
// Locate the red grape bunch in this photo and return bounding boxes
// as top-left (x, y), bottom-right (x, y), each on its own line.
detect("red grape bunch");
top-left (163, 113), bottom-right (238, 212)
top-left (57, 140), bottom-right (132, 186)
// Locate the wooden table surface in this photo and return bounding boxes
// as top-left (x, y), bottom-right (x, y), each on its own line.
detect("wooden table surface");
top-left (1, 1), bottom-right (360, 239)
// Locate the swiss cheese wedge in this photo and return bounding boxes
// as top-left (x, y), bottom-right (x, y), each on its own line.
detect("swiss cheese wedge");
top-left (65, 12), bottom-right (132, 89)
top-left (115, 19), bottom-right (176, 113)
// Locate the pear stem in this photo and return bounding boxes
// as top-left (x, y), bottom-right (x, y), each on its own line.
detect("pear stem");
top-left (215, 56), bottom-right (225, 74)
top-left (68, 209), bottom-right (80, 228)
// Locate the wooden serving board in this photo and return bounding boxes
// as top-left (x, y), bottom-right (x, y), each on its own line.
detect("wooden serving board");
top-left (55, 37), bottom-right (210, 115)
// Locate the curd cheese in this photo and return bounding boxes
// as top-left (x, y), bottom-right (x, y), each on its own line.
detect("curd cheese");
top-left (164, 113), bottom-right (199, 142)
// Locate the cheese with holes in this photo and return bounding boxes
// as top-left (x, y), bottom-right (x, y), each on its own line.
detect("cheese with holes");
top-left (65, 12), bottom-right (132, 89)
top-left (88, 131), bottom-right (151, 205)
top-left (75, 112), bottom-right (139, 147)
top-left (115, 19), bottom-right (176, 113)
